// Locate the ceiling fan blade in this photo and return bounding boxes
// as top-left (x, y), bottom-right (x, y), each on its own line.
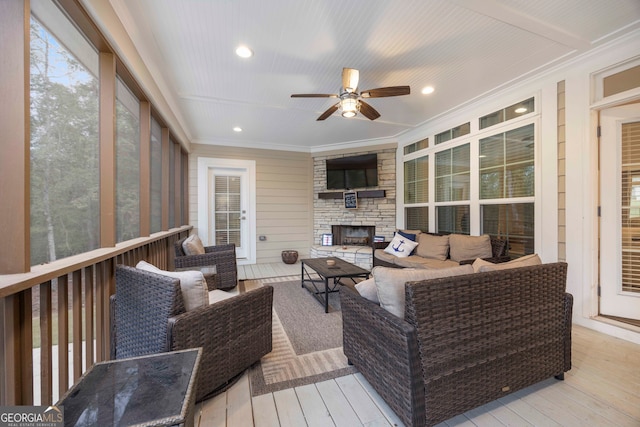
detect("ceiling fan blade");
top-left (360, 86), bottom-right (410, 98)
top-left (358, 100), bottom-right (381, 121)
top-left (317, 103), bottom-right (340, 121)
top-left (342, 68), bottom-right (359, 93)
top-left (291, 93), bottom-right (338, 98)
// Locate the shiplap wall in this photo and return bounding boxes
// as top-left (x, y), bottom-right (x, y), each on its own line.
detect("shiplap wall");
top-left (189, 144), bottom-right (313, 263)
top-left (557, 81), bottom-right (566, 262)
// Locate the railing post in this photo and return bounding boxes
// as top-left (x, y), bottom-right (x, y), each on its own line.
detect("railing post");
top-left (0, 291), bottom-right (34, 405)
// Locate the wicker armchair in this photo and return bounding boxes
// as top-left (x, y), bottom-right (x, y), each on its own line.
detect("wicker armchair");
top-left (174, 239), bottom-right (238, 290)
top-left (111, 265), bottom-right (273, 402)
top-left (341, 262), bottom-right (573, 427)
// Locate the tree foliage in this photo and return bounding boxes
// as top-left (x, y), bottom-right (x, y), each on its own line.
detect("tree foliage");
top-left (30, 18), bottom-right (99, 264)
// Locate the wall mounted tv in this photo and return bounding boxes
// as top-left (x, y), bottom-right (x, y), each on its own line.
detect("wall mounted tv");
top-left (326, 153), bottom-right (378, 190)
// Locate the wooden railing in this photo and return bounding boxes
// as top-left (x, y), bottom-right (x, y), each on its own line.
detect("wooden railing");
top-left (0, 226), bottom-right (191, 406)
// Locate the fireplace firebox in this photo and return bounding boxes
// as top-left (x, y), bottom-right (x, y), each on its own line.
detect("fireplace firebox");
top-left (331, 225), bottom-right (375, 246)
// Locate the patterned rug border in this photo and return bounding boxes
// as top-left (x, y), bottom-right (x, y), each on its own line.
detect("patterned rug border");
top-left (246, 277), bottom-right (357, 396)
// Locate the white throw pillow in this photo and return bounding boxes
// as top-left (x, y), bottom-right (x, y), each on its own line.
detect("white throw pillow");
top-left (383, 235), bottom-right (419, 258)
top-left (448, 234), bottom-right (492, 262)
top-left (475, 253), bottom-right (542, 272)
top-left (136, 261), bottom-right (208, 311)
top-left (355, 277), bottom-right (379, 303)
top-left (373, 264), bottom-right (474, 318)
top-left (182, 234), bottom-right (205, 256)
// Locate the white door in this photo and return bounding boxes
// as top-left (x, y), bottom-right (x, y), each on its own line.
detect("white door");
top-left (197, 158), bottom-right (256, 264)
top-left (600, 103), bottom-right (640, 320)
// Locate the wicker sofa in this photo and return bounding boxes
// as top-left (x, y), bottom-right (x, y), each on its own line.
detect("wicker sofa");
top-left (341, 262), bottom-right (573, 427)
top-left (111, 265), bottom-right (273, 402)
top-left (372, 233), bottom-right (509, 269)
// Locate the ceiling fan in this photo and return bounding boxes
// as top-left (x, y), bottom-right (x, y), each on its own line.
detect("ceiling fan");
top-left (291, 68), bottom-right (410, 121)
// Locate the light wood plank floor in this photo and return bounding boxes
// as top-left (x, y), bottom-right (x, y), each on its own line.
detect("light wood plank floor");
top-left (212, 264), bottom-right (640, 427)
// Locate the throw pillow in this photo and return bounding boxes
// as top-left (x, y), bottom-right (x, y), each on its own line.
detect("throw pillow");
top-left (182, 234), bottom-right (205, 256)
top-left (383, 235), bottom-right (419, 258)
top-left (448, 234), bottom-right (492, 262)
top-left (355, 277), bottom-right (379, 303)
top-left (396, 230), bottom-right (417, 241)
top-left (476, 253), bottom-right (542, 272)
top-left (373, 264), bottom-right (474, 318)
top-left (136, 261), bottom-right (208, 311)
top-left (415, 234), bottom-right (449, 261)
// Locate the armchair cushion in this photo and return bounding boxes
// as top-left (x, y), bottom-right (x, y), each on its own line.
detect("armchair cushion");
top-left (449, 234), bottom-right (492, 262)
top-left (355, 277), bottom-right (379, 303)
top-left (208, 289), bottom-right (236, 304)
top-left (183, 234), bottom-right (205, 255)
top-left (372, 264), bottom-right (474, 318)
top-left (136, 260), bottom-right (208, 311)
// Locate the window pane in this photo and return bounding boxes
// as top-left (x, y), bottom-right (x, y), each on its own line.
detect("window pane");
top-left (404, 155), bottom-right (428, 204)
top-left (214, 175), bottom-right (242, 246)
top-left (150, 118), bottom-right (162, 233)
top-left (30, 13), bottom-right (99, 264)
top-left (437, 206), bottom-right (470, 235)
top-left (480, 124), bottom-right (534, 199)
top-left (482, 203), bottom-right (534, 257)
top-left (480, 97), bottom-right (534, 129)
top-left (116, 78), bottom-right (140, 242)
top-left (404, 137), bottom-right (428, 155)
top-left (435, 144), bottom-right (470, 202)
top-left (405, 207), bottom-right (428, 232)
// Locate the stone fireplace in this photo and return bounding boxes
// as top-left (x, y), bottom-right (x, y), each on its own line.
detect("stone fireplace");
top-left (312, 147), bottom-right (397, 246)
top-left (331, 225), bottom-right (375, 246)
top-left (310, 147), bottom-right (397, 269)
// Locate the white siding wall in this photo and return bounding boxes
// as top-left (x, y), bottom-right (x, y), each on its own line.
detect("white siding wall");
top-left (189, 144), bottom-right (313, 263)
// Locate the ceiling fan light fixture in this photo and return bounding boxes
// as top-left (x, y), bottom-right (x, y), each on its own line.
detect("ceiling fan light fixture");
top-left (340, 96), bottom-right (358, 118)
top-left (235, 45), bottom-right (253, 58)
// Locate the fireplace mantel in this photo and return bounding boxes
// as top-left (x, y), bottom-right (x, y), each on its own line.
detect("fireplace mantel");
top-left (317, 190), bottom-right (386, 199)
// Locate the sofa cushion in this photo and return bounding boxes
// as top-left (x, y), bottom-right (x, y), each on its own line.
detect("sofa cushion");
top-left (182, 234), bottom-right (205, 255)
top-left (415, 234), bottom-right (449, 260)
top-left (136, 261), bottom-right (208, 311)
top-left (448, 234), bottom-right (492, 262)
top-left (355, 277), bottom-right (379, 303)
top-left (383, 234), bottom-right (419, 258)
top-left (374, 249), bottom-right (399, 265)
top-left (474, 253), bottom-right (542, 272)
top-left (394, 256), bottom-right (459, 269)
top-left (372, 264), bottom-right (474, 318)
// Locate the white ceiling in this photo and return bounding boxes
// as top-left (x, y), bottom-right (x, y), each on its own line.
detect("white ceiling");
top-left (107, 0), bottom-right (640, 152)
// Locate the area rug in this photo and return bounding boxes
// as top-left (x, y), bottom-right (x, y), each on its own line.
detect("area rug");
top-left (247, 276), bottom-right (357, 396)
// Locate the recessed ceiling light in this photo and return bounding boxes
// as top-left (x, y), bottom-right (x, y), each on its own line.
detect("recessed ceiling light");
top-left (421, 86), bottom-right (435, 95)
top-left (233, 127), bottom-right (242, 132)
top-left (235, 45), bottom-right (253, 58)
top-left (515, 107), bottom-right (528, 114)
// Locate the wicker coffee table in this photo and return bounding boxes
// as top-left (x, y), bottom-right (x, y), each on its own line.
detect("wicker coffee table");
top-left (301, 257), bottom-right (370, 313)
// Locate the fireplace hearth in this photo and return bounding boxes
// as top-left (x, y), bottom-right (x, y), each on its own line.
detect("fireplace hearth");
top-left (332, 225), bottom-right (375, 246)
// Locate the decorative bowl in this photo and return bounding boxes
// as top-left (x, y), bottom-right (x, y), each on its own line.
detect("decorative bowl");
top-left (326, 259), bottom-right (336, 266)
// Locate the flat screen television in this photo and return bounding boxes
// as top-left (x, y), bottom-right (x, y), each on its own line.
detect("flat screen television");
top-left (326, 153), bottom-right (378, 190)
